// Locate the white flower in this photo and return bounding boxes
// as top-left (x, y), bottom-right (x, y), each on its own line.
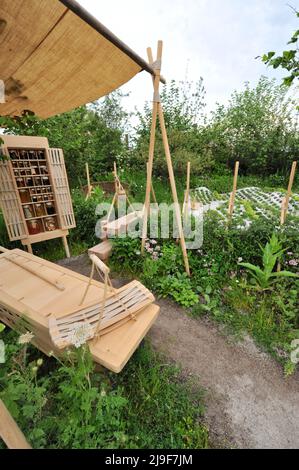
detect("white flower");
top-left (18, 332), bottom-right (34, 344)
top-left (68, 322), bottom-right (94, 348)
top-left (238, 257), bottom-right (243, 263)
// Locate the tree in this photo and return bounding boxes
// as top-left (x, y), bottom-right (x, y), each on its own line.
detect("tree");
top-left (0, 91), bottom-right (129, 187)
top-left (262, 9), bottom-right (299, 89)
top-left (205, 77), bottom-right (299, 175)
top-left (134, 79), bottom-right (215, 176)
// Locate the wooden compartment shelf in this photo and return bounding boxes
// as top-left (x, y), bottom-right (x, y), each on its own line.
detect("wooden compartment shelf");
top-left (0, 135), bottom-right (76, 257)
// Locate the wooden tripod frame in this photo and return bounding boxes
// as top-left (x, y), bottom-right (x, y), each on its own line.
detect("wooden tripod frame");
top-left (141, 41), bottom-right (190, 276)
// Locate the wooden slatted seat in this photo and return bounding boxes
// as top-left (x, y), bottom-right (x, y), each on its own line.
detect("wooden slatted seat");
top-left (49, 280), bottom-right (154, 349)
top-left (0, 247), bottom-right (159, 373)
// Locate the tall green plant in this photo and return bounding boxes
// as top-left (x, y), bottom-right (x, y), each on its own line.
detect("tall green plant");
top-left (239, 233), bottom-right (298, 290)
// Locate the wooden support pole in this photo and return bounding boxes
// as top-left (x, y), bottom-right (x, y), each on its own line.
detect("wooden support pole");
top-left (158, 100), bottom-right (190, 276)
top-left (62, 235), bottom-right (70, 259)
top-left (183, 161), bottom-right (191, 218)
top-left (85, 162), bottom-right (92, 200)
top-left (113, 161), bottom-right (118, 193)
top-left (141, 43), bottom-right (162, 253)
top-left (146, 161), bottom-right (159, 209)
top-left (228, 161), bottom-right (239, 219)
top-left (280, 161), bottom-right (297, 225)
top-left (0, 399), bottom-right (31, 449)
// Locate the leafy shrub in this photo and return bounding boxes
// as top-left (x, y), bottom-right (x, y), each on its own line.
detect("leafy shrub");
top-left (157, 273), bottom-right (199, 307)
top-left (0, 332), bottom-right (209, 449)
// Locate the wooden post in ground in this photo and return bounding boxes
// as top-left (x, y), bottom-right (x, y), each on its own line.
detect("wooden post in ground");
top-left (62, 235), bottom-right (70, 259)
top-left (141, 43), bottom-right (162, 254)
top-left (0, 399), bottom-right (31, 449)
top-left (280, 161), bottom-right (297, 225)
top-left (183, 161), bottom-right (191, 219)
top-left (277, 161), bottom-right (297, 272)
top-left (146, 161), bottom-right (159, 210)
top-left (85, 162), bottom-right (92, 200)
top-left (228, 161), bottom-right (239, 220)
top-left (142, 42), bottom-right (190, 275)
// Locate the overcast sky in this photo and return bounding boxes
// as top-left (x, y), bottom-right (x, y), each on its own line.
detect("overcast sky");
top-left (79, 0), bottom-right (298, 115)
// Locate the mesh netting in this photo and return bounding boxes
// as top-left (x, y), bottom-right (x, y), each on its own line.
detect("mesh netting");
top-left (189, 186), bottom-right (299, 229)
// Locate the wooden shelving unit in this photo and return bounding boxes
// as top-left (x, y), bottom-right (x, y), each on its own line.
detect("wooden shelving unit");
top-left (0, 135), bottom-right (75, 257)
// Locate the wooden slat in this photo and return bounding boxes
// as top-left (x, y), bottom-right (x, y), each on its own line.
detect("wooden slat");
top-left (0, 399), bottom-right (31, 449)
top-left (0, 148), bottom-right (28, 241)
top-left (46, 148), bottom-right (76, 230)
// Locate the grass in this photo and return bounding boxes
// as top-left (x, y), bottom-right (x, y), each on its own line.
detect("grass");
top-left (0, 331), bottom-right (209, 449)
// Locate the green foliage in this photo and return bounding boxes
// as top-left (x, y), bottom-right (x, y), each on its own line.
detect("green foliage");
top-left (206, 77), bottom-right (299, 175)
top-left (262, 9), bottom-right (299, 90)
top-left (157, 273), bottom-right (199, 307)
top-left (239, 234), bottom-right (298, 290)
top-left (0, 332), bottom-right (208, 449)
top-left (134, 79), bottom-right (214, 176)
top-left (110, 237), bottom-right (143, 273)
top-left (0, 91), bottom-right (129, 187)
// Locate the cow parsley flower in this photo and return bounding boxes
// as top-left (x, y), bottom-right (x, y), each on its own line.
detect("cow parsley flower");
top-left (18, 332), bottom-right (34, 344)
top-left (68, 322), bottom-right (93, 348)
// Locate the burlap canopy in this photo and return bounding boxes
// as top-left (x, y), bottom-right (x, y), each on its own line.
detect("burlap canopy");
top-left (0, 0), bottom-right (149, 118)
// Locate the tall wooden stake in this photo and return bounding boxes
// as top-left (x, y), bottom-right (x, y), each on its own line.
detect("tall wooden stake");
top-left (280, 161), bottom-right (297, 225)
top-left (141, 43), bottom-right (161, 253)
top-left (85, 162), bottom-right (92, 200)
top-left (141, 41), bottom-right (190, 276)
top-left (183, 161), bottom-right (191, 219)
top-left (228, 161), bottom-right (239, 220)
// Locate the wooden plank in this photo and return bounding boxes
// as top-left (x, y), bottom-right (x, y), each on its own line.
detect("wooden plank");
top-left (88, 240), bottom-right (112, 260)
top-left (21, 229), bottom-right (69, 245)
top-left (0, 135), bottom-right (49, 149)
top-left (3, 253), bottom-right (65, 291)
top-left (0, 399), bottom-right (31, 449)
top-left (89, 303), bottom-right (160, 373)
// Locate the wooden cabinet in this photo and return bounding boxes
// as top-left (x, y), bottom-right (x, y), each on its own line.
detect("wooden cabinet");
top-left (0, 135), bottom-right (75, 257)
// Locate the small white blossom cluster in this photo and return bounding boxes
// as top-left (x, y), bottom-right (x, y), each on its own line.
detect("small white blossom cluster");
top-left (68, 322), bottom-right (94, 348)
top-left (285, 252), bottom-right (299, 268)
top-left (144, 239), bottom-right (162, 261)
top-left (18, 331), bottom-right (34, 344)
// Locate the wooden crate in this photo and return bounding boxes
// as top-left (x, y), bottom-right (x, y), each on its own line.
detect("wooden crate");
top-left (0, 135), bottom-right (75, 257)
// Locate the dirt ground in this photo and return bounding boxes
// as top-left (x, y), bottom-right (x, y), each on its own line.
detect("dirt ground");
top-left (58, 254), bottom-right (299, 449)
